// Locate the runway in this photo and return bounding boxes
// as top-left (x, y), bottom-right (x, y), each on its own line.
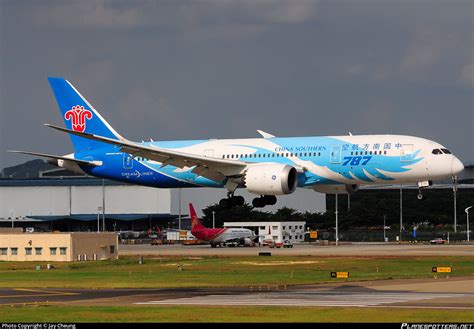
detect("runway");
top-left (119, 243), bottom-right (474, 257)
top-left (1, 276), bottom-right (472, 310)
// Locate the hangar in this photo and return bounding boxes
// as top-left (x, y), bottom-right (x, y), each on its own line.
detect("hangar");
top-left (0, 160), bottom-right (327, 232)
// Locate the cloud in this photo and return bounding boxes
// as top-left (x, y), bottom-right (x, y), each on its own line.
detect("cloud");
top-left (460, 64), bottom-right (474, 87)
top-left (25, 0), bottom-right (319, 30)
top-left (241, 0), bottom-right (319, 24)
top-left (400, 28), bottom-right (443, 74)
top-left (27, 1), bottom-right (158, 29)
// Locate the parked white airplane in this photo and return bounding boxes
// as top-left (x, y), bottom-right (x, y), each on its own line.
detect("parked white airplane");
top-left (10, 78), bottom-right (464, 208)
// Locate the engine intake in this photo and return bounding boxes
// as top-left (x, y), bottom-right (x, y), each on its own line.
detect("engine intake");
top-left (244, 164), bottom-right (297, 195)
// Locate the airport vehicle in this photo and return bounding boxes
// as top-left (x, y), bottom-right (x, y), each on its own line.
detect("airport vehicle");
top-left (430, 238), bottom-right (447, 244)
top-left (10, 78), bottom-right (464, 208)
top-left (283, 240), bottom-right (294, 248)
top-left (189, 203), bottom-right (258, 247)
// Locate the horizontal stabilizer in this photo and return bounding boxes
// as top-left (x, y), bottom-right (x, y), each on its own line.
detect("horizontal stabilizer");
top-left (7, 150), bottom-right (101, 166)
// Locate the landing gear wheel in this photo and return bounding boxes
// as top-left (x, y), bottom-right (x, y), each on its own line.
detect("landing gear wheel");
top-left (417, 192), bottom-right (424, 200)
top-left (219, 198), bottom-right (232, 209)
top-left (252, 195), bottom-right (277, 208)
top-left (263, 195), bottom-right (277, 205)
top-left (252, 197), bottom-right (265, 208)
top-left (232, 195), bottom-right (245, 207)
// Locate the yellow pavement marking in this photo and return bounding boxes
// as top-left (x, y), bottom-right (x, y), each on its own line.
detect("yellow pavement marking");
top-left (0, 288), bottom-right (79, 298)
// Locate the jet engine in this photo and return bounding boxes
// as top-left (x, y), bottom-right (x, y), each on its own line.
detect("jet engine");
top-left (244, 164), bottom-right (297, 195)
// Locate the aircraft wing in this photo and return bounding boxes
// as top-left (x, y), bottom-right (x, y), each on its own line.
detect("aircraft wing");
top-left (45, 124), bottom-right (246, 182)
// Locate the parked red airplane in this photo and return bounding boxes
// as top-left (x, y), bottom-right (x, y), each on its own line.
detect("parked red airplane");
top-left (189, 203), bottom-right (258, 247)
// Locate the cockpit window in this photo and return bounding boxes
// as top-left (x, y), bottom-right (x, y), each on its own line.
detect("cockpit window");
top-left (441, 148), bottom-right (452, 154)
top-left (432, 149), bottom-right (442, 155)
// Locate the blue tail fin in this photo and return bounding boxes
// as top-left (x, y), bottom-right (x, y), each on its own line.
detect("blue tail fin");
top-left (48, 77), bottom-right (123, 153)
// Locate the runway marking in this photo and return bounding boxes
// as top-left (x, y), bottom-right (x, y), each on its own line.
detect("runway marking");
top-left (0, 301), bottom-right (61, 306)
top-left (0, 289), bottom-right (79, 299)
top-left (14, 288), bottom-right (79, 296)
top-left (135, 292), bottom-right (471, 308)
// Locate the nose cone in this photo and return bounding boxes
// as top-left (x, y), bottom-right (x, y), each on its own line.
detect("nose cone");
top-left (451, 157), bottom-right (464, 176)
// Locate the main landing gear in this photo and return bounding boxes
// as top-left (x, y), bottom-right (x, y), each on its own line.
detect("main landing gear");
top-left (218, 193), bottom-right (278, 209)
top-left (219, 193), bottom-right (245, 209)
top-left (252, 195), bottom-right (277, 208)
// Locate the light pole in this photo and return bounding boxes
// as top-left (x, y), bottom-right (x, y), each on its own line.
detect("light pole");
top-left (335, 194), bottom-right (339, 246)
top-left (102, 178), bottom-right (105, 232)
top-left (178, 188), bottom-right (182, 230)
top-left (465, 206), bottom-right (472, 242)
top-left (97, 206), bottom-right (102, 233)
top-left (453, 177), bottom-right (458, 233)
top-left (212, 211), bottom-right (215, 229)
top-left (399, 185), bottom-right (403, 241)
top-left (11, 211), bottom-right (14, 229)
top-left (383, 214), bottom-right (386, 242)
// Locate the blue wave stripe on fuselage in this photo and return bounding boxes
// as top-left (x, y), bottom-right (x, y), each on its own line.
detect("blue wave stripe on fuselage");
top-left (75, 136), bottom-right (424, 187)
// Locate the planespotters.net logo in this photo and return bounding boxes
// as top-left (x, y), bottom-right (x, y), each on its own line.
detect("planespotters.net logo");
top-left (64, 105), bottom-right (93, 132)
top-left (402, 324), bottom-right (473, 329)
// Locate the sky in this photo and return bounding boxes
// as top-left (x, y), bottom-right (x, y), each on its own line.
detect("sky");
top-left (0, 0), bottom-right (473, 211)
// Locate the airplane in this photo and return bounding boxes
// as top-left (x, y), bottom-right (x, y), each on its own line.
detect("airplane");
top-left (189, 203), bottom-right (258, 247)
top-left (9, 77), bottom-right (464, 208)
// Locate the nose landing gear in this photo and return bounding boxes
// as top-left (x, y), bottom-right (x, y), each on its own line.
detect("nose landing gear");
top-left (417, 190), bottom-right (424, 200)
top-left (416, 180), bottom-right (432, 200)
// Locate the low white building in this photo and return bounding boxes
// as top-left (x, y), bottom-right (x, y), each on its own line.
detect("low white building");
top-left (223, 221), bottom-right (306, 244)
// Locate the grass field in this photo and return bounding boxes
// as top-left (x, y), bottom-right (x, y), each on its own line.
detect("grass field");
top-left (1, 255), bottom-right (472, 323)
top-left (0, 255), bottom-right (472, 289)
top-left (0, 305), bottom-right (472, 323)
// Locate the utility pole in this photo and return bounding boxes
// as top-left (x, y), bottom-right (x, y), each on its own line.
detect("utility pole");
top-left (212, 211), bottom-right (215, 229)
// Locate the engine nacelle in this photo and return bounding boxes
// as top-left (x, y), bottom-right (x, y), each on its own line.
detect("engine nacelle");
top-left (312, 184), bottom-right (360, 195)
top-left (241, 237), bottom-right (254, 246)
top-left (244, 164), bottom-right (297, 195)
